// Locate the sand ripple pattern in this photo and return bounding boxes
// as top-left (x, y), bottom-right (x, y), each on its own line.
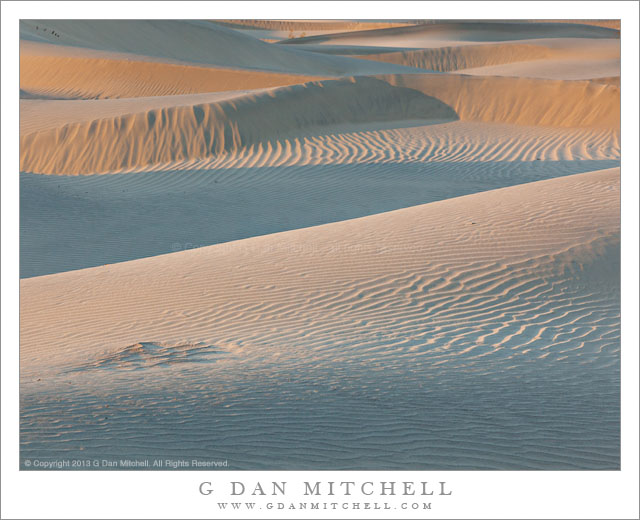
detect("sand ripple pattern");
top-left (20, 74), bottom-right (619, 175)
top-left (69, 341), bottom-right (225, 372)
top-left (20, 170), bottom-right (620, 469)
top-left (20, 121), bottom-right (619, 277)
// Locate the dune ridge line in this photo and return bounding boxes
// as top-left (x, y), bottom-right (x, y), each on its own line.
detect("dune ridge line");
top-left (20, 74), bottom-right (619, 175)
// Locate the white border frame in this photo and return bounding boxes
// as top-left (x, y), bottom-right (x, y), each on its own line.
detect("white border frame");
top-left (2, 2), bottom-right (638, 519)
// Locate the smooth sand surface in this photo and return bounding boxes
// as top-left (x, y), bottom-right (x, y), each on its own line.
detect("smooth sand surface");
top-left (278, 21), bottom-right (619, 48)
top-left (20, 20), bottom-right (426, 78)
top-left (20, 20), bottom-right (620, 470)
top-left (20, 50), bottom-right (327, 100)
top-left (214, 20), bottom-right (416, 42)
top-left (457, 58), bottom-right (620, 80)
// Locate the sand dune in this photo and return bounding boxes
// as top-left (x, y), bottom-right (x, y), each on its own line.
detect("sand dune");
top-left (20, 169), bottom-right (620, 469)
top-left (520, 19), bottom-right (621, 30)
top-left (216, 20), bottom-right (416, 31)
top-left (21, 20), bottom-right (338, 73)
top-left (20, 20), bottom-right (423, 77)
top-left (383, 74), bottom-right (619, 128)
top-left (19, 77), bottom-right (457, 175)
top-left (214, 20), bottom-right (416, 42)
top-left (20, 90), bottom-right (277, 135)
top-left (355, 38), bottom-right (619, 77)
top-left (19, 19), bottom-right (621, 472)
top-left (357, 42), bottom-right (554, 71)
top-left (21, 168), bottom-right (620, 370)
top-left (279, 21), bottom-right (619, 47)
top-left (590, 76), bottom-right (621, 87)
top-left (457, 57), bottom-right (620, 80)
top-left (20, 120), bottom-right (619, 277)
top-left (20, 73), bottom-right (619, 175)
top-left (20, 42), bottom-right (326, 100)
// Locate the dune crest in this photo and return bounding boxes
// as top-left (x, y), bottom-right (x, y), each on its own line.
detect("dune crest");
top-left (21, 168), bottom-right (620, 375)
top-left (383, 74), bottom-right (619, 128)
top-left (20, 20), bottom-right (419, 76)
top-left (20, 120), bottom-right (619, 278)
top-left (18, 19), bottom-right (622, 472)
top-left (20, 77), bottom-right (457, 175)
top-left (355, 38), bottom-right (619, 75)
top-left (21, 170), bottom-right (620, 469)
top-left (358, 43), bottom-right (554, 72)
top-left (20, 50), bottom-right (327, 100)
top-left (278, 21), bottom-right (619, 46)
top-left (215, 20), bottom-right (415, 31)
top-left (21, 73), bottom-right (619, 175)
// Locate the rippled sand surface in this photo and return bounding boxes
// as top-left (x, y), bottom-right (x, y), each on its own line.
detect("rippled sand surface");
top-left (20, 19), bottom-right (620, 469)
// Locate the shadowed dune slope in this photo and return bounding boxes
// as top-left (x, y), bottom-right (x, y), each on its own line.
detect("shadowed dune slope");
top-left (19, 77), bottom-right (457, 175)
top-left (18, 19), bottom-right (621, 470)
top-left (20, 121), bottom-right (620, 277)
top-left (20, 91), bottom-right (278, 136)
top-left (590, 76), bottom-right (621, 87)
top-left (357, 43), bottom-right (554, 71)
top-left (21, 168), bottom-right (620, 377)
top-left (356, 39), bottom-right (619, 77)
top-left (20, 170), bottom-right (620, 469)
top-left (20, 73), bottom-right (619, 175)
top-left (383, 74), bottom-right (619, 129)
top-left (20, 169), bottom-right (620, 470)
top-left (215, 20), bottom-right (415, 31)
top-left (20, 20), bottom-right (421, 77)
top-left (519, 19), bottom-right (620, 30)
top-left (278, 21), bottom-right (619, 45)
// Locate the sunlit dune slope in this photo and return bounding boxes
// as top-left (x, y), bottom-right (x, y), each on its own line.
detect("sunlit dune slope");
top-left (21, 168), bottom-right (619, 378)
top-left (21, 170), bottom-right (619, 469)
top-left (355, 38), bottom-right (619, 78)
top-left (20, 91), bottom-right (278, 135)
top-left (357, 43), bottom-right (554, 71)
top-left (18, 19), bottom-right (622, 470)
top-left (20, 119), bottom-right (619, 277)
top-left (457, 57), bottom-right (620, 81)
top-left (19, 77), bottom-right (457, 175)
top-left (20, 41), bottom-right (327, 100)
top-left (20, 73), bottom-right (619, 175)
top-left (383, 74), bottom-right (619, 128)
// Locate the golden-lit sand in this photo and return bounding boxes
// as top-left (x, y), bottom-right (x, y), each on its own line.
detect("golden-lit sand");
top-left (20, 19), bottom-right (620, 470)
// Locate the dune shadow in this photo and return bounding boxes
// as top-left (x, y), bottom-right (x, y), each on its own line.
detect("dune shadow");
top-left (20, 158), bottom-right (619, 278)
